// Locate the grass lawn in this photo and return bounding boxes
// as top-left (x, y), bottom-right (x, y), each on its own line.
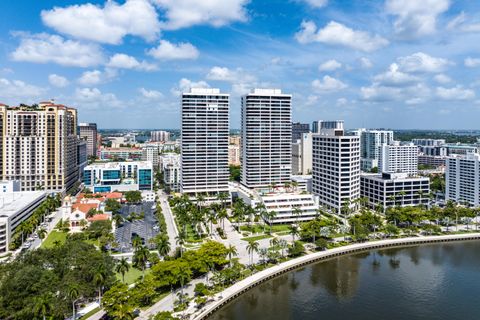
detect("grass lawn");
top-left (241, 234), bottom-right (272, 242)
top-left (116, 267), bottom-right (151, 285)
top-left (80, 307), bottom-right (100, 319)
top-left (240, 224), bottom-right (291, 234)
top-left (41, 231), bottom-right (67, 248)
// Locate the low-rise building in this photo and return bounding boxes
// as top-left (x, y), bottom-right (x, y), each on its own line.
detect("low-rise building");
top-left (83, 161), bottom-right (153, 193)
top-left (160, 154), bottom-right (180, 192)
top-left (0, 180), bottom-right (21, 193)
top-left (238, 185), bottom-right (318, 224)
top-left (228, 144), bottom-right (240, 166)
top-left (0, 191), bottom-right (47, 253)
top-left (360, 172), bottom-right (430, 212)
top-left (142, 144), bottom-right (160, 168)
top-left (100, 147), bottom-right (142, 161)
top-left (418, 154), bottom-right (447, 167)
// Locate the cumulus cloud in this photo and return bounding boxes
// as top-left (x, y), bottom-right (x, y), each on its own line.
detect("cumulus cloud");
top-left (0, 78), bottom-right (46, 102)
top-left (295, 20), bottom-right (388, 52)
top-left (77, 69), bottom-right (117, 86)
top-left (361, 83), bottom-right (431, 103)
top-left (397, 52), bottom-right (451, 73)
top-left (312, 75), bottom-right (347, 92)
top-left (433, 74), bottom-right (451, 84)
top-left (465, 57), bottom-right (480, 68)
top-left (152, 0), bottom-right (249, 30)
top-left (436, 86), bottom-right (475, 100)
top-left (41, 0), bottom-right (160, 44)
top-left (107, 53), bottom-right (157, 71)
top-left (359, 57), bottom-right (373, 68)
top-left (147, 40), bottom-right (199, 60)
top-left (139, 88), bottom-right (163, 100)
top-left (385, 0), bottom-right (450, 39)
top-left (446, 12), bottom-right (480, 33)
top-left (299, 0), bottom-right (328, 8)
top-left (318, 59), bottom-right (342, 71)
top-left (206, 66), bottom-right (255, 82)
top-left (171, 78), bottom-right (210, 96)
top-left (373, 63), bottom-right (419, 86)
top-left (11, 33), bottom-right (104, 67)
top-left (74, 87), bottom-right (122, 108)
top-left (336, 97), bottom-right (348, 106)
top-left (48, 74), bottom-right (69, 88)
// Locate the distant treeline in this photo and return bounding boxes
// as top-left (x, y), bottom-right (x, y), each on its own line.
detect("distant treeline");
top-left (394, 131), bottom-right (479, 144)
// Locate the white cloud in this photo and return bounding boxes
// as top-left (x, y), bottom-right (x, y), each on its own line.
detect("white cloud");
top-left (48, 74), bottom-right (69, 88)
top-left (446, 12), bottom-right (466, 30)
top-left (436, 86), bottom-right (475, 100)
top-left (41, 0), bottom-right (160, 45)
top-left (74, 87), bottom-right (122, 108)
top-left (171, 78), bottom-right (210, 96)
top-left (465, 57), bottom-right (480, 68)
top-left (461, 23), bottom-right (480, 33)
top-left (359, 57), bottom-right (373, 68)
top-left (433, 74), bottom-right (451, 84)
top-left (312, 75), bottom-right (347, 92)
top-left (0, 78), bottom-right (46, 102)
top-left (11, 33), bottom-right (104, 67)
top-left (78, 70), bottom-right (103, 86)
top-left (147, 40), bottom-right (199, 60)
top-left (295, 20), bottom-right (388, 52)
top-left (373, 63), bottom-right (419, 86)
top-left (397, 52), bottom-right (451, 73)
top-left (318, 59), bottom-right (342, 71)
top-left (107, 53), bottom-right (157, 71)
top-left (336, 97), bottom-right (348, 106)
top-left (139, 88), bottom-right (163, 100)
top-left (300, 0), bottom-right (328, 8)
top-left (361, 83), bottom-right (431, 103)
top-left (206, 66), bottom-right (255, 82)
top-left (152, 0), bottom-right (249, 30)
top-left (385, 0), bottom-right (450, 39)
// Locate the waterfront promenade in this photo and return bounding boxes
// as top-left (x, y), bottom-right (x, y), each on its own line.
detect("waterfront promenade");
top-left (192, 233), bottom-right (480, 320)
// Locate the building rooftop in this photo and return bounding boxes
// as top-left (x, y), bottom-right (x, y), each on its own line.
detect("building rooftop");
top-left (85, 161), bottom-right (152, 169)
top-left (0, 191), bottom-right (46, 218)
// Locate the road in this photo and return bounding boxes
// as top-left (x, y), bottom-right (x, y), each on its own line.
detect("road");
top-left (157, 190), bottom-right (178, 254)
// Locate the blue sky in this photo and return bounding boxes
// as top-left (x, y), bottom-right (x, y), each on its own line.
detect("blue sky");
top-left (1, 0), bottom-right (480, 129)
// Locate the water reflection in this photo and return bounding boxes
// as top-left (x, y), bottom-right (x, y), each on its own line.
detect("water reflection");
top-left (209, 241), bottom-right (480, 320)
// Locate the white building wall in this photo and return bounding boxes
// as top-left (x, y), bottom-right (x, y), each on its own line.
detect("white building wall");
top-left (446, 154), bottom-right (480, 206)
top-left (379, 142), bottom-right (418, 175)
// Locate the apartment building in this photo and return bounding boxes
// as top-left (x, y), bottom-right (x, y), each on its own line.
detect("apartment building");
top-left (379, 142), bottom-right (418, 175)
top-left (355, 129), bottom-right (394, 172)
top-left (78, 123), bottom-right (98, 157)
top-left (446, 153), bottom-right (480, 206)
top-left (292, 132), bottom-right (312, 175)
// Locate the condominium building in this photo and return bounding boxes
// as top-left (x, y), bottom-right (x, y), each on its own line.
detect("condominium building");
top-left (160, 154), bottom-right (180, 192)
top-left (412, 139), bottom-right (445, 147)
top-left (99, 147), bottom-right (143, 161)
top-left (0, 102), bottom-right (78, 192)
top-left (292, 122), bottom-right (310, 142)
top-left (379, 142), bottom-right (418, 175)
top-left (77, 140), bottom-right (88, 179)
top-left (151, 130), bottom-right (170, 142)
top-left (0, 190), bottom-right (47, 253)
top-left (360, 172), bottom-right (430, 212)
top-left (312, 120), bottom-right (360, 215)
top-left (446, 153), bottom-right (480, 206)
top-left (141, 144), bottom-right (160, 168)
top-left (228, 144), bottom-right (241, 166)
top-left (181, 88), bottom-right (229, 199)
top-left (418, 155), bottom-right (446, 167)
top-left (83, 161), bottom-right (153, 193)
top-left (241, 89), bottom-right (292, 189)
top-left (292, 132), bottom-right (312, 175)
top-left (355, 129), bottom-right (394, 172)
top-left (78, 122), bottom-right (98, 157)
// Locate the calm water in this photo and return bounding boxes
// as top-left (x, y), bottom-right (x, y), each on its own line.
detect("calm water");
top-left (209, 241), bottom-right (480, 320)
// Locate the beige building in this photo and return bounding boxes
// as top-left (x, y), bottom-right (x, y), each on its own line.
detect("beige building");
top-left (0, 102), bottom-right (78, 192)
top-left (228, 144), bottom-right (241, 166)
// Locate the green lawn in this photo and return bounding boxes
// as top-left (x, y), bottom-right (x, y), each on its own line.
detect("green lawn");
top-left (80, 307), bottom-right (101, 319)
top-left (41, 231), bottom-right (67, 248)
top-left (116, 267), bottom-right (151, 285)
top-left (241, 234), bottom-right (272, 242)
top-left (240, 224), bottom-right (291, 234)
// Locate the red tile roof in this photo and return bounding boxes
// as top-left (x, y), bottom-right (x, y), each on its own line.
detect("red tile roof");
top-left (87, 214), bottom-right (111, 222)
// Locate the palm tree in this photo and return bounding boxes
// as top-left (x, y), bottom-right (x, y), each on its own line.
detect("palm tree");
top-left (217, 207), bottom-right (228, 233)
top-left (67, 285), bottom-right (79, 320)
top-left (291, 181), bottom-right (299, 192)
top-left (177, 264), bottom-right (192, 305)
top-left (289, 225), bottom-right (299, 242)
top-left (116, 258), bottom-right (130, 284)
top-left (37, 228), bottom-right (47, 241)
top-left (133, 246), bottom-right (150, 280)
top-left (33, 293), bottom-right (52, 320)
top-left (217, 192), bottom-right (229, 209)
top-left (292, 207), bottom-right (302, 224)
top-left (267, 211), bottom-right (277, 231)
top-left (175, 232), bottom-right (186, 257)
top-left (279, 239), bottom-right (288, 258)
top-left (246, 240), bottom-right (259, 265)
top-left (226, 244), bottom-right (238, 267)
top-left (131, 235), bottom-right (143, 249)
top-left (93, 266), bottom-right (106, 305)
top-left (398, 191), bottom-right (407, 207)
top-left (269, 237), bottom-right (279, 250)
top-left (156, 236), bottom-right (171, 258)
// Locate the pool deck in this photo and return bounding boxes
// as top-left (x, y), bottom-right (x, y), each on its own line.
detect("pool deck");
top-left (192, 233), bottom-right (480, 320)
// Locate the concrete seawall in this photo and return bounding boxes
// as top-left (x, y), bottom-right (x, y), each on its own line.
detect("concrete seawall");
top-left (194, 233), bottom-right (480, 320)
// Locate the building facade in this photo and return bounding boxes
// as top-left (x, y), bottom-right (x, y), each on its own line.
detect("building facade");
top-left (99, 147), bottom-right (143, 161)
top-left (83, 161), bottom-right (153, 193)
top-left (355, 129), bottom-right (394, 172)
top-left (292, 132), bottom-right (312, 175)
top-left (151, 130), bottom-right (170, 142)
top-left (292, 122), bottom-right (310, 142)
top-left (228, 144), bottom-right (241, 166)
top-left (312, 121), bottom-right (360, 215)
top-left (78, 123), bottom-right (98, 157)
top-left (379, 142), bottom-right (418, 175)
top-left (241, 89), bottom-right (292, 189)
top-left (446, 153), bottom-right (480, 206)
top-left (181, 88), bottom-right (230, 199)
top-left (77, 140), bottom-right (87, 179)
top-left (0, 102), bottom-right (78, 192)
top-left (142, 144), bottom-right (160, 168)
top-left (360, 172), bottom-right (430, 212)
top-left (160, 154), bottom-right (180, 192)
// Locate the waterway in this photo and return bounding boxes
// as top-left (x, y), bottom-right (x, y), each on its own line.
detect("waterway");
top-left (209, 241), bottom-right (480, 320)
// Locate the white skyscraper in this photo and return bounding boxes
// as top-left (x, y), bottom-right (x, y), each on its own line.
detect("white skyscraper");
top-left (312, 120), bottom-right (360, 215)
top-left (181, 88), bottom-right (229, 200)
top-left (292, 132), bottom-right (313, 175)
top-left (446, 153), bottom-right (480, 206)
top-left (355, 129), bottom-right (394, 172)
top-left (379, 142), bottom-right (418, 175)
top-left (241, 89), bottom-right (292, 189)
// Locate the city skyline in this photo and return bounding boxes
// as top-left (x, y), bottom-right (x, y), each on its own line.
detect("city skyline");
top-left (1, 1), bottom-right (480, 129)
